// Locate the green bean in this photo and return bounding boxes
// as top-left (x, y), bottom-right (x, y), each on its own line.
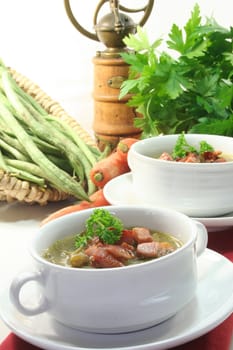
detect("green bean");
top-left (10, 72), bottom-right (100, 178)
top-left (1, 74), bottom-right (85, 182)
top-left (0, 150), bottom-right (10, 172)
top-left (0, 151), bottom-right (44, 186)
top-left (6, 159), bottom-right (45, 178)
top-left (0, 129), bottom-right (28, 157)
top-left (0, 138), bottom-right (28, 161)
top-left (46, 154), bottom-right (73, 173)
top-left (0, 94), bottom-right (89, 201)
top-left (45, 116), bottom-right (97, 194)
top-left (19, 96), bottom-right (97, 194)
top-left (7, 167), bottom-right (45, 186)
top-left (20, 96), bottom-right (85, 181)
top-left (30, 135), bottom-right (62, 156)
top-left (0, 61), bottom-right (104, 199)
top-left (46, 115), bottom-right (98, 166)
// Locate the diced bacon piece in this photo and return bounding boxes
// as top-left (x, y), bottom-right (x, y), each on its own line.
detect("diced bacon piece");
top-left (159, 152), bottom-right (173, 161)
top-left (132, 227), bottom-right (153, 243)
top-left (136, 241), bottom-right (160, 258)
top-left (89, 247), bottom-right (124, 268)
top-left (105, 244), bottom-right (135, 260)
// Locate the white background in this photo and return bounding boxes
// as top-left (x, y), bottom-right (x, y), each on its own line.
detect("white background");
top-left (0, 0), bottom-right (232, 345)
top-left (0, 0), bottom-right (232, 133)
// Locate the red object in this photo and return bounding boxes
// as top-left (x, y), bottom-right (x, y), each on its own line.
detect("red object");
top-left (1, 229), bottom-right (233, 350)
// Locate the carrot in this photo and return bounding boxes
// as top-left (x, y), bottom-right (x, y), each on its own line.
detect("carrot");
top-left (41, 189), bottom-right (110, 226)
top-left (90, 151), bottom-right (130, 188)
top-left (116, 138), bottom-right (139, 162)
top-left (90, 138), bottom-right (139, 188)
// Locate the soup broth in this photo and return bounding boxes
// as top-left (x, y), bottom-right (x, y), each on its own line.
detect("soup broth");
top-left (156, 134), bottom-right (233, 163)
top-left (42, 229), bottom-right (183, 269)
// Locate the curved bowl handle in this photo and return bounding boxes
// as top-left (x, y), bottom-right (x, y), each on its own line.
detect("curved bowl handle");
top-left (193, 220), bottom-right (208, 257)
top-left (9, 271), bottom-right (49, 316)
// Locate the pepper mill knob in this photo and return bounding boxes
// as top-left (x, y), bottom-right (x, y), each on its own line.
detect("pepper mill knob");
top-left (94, 11), bottom-right (136, 53)
top-left (64, 0), bottom-right (154, 52)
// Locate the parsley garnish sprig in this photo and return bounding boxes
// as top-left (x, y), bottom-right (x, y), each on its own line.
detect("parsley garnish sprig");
top-left (75, 209), bottom-right (124, 248)
top-left (172, 133), bottom-right (196, 159)
top-left (172, 133), bottom-right (214, 159)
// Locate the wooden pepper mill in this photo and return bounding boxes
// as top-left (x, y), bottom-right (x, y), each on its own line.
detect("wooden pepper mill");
top-left (64, 0), bottom-right (154, 150)
top-left (92, 54), bottom-right (142, 150)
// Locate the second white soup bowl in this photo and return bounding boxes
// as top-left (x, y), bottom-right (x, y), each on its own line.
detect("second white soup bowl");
top-left (128, 134), bottom-right (233, 217)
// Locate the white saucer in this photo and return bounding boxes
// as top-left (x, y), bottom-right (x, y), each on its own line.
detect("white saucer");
top-left (0, 249), bottom-right (233, 350)
top-left (104, 173), bottom-right (233, 232)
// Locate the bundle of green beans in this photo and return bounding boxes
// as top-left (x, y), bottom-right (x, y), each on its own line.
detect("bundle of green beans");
top-left (0, 60), bottom-right (105, 202)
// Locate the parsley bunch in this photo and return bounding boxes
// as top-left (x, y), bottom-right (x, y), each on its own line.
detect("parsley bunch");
top-left (120, 4), bottom-right (233, 138)
top-left (75, 208), bottom-right (124, 248)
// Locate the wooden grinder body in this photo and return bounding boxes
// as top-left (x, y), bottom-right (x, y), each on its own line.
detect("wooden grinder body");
top-left (93, 55), bottom-right (141, 150)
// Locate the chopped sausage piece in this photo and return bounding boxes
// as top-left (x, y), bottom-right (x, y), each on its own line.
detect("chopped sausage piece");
top-left (178, 152), bottom-right (200, 163)
top-left (105, 244), bottom-right (135, 260)
top-left (89, 247), bottom-right (124, 268)
top-left (137, 241), bottom-right (160, 258)
top-left (159, 147), bottom-right (227, 163)
top-left (214, 157), bottom-right (227, 162)
top-left (120, 241), bottom-right (135, 252)
top-left (159, 152), bottom-right (173, 161)
top-left (202, 150), bottom-right (226, 163)
top-left (85, 244), bottom-right (101, 256)
top-left (156, 242), bottom-right (175, 257)
top-left (137, 241), bottom-right (175, 258)
top-left (132, 227), bottom-right (154, 243)
top-left (119, 229), bottom-right (136, 245)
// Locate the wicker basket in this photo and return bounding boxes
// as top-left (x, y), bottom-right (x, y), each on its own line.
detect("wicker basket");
top-left (0, 69), bottom-right (96, 206)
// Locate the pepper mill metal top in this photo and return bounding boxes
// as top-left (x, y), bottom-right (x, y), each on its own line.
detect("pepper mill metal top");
top-left (64, 0), bottom-right (154, 56)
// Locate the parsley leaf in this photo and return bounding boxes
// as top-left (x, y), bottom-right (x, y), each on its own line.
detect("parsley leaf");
top-left (199, 141), bottom-right (214, 153)
top-left (75, 209), bottom-right (123, 248)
